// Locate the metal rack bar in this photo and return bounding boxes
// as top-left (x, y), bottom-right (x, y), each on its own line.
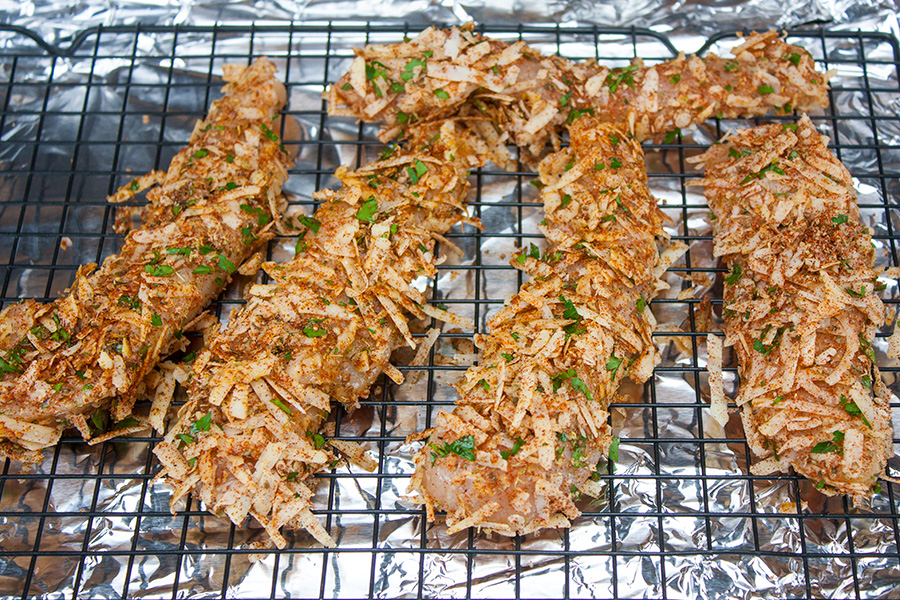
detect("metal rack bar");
top-left (0, 22), bottom-right (897, 600)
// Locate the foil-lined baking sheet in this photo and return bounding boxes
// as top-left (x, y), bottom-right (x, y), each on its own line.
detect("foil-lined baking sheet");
top-left (1, 5), bottom-right (900, 599)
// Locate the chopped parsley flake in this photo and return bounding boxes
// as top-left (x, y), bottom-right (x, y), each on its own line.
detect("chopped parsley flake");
top-left (559, 295), bottom-right (580, 321)
top-left (271, 397), bottom-right (292, 415)
top-left (605, 355), bottom-right (623, 379)
top-left (144, 264), bottom-right (174, 277)
top-left (355, 196), bottom-right (379, 222)
top-left (407, 159), bottom-right (429, 184)
top-left (303, 322), bottom-right (327, 337)
top-left (845, 286), bottom-right (866, 298)
top-left (664, 129), bottom-right (681, 144)
top-left (113, 417), bottom-right (140, 429)
top-left (217, 254), bottom-right (235, 273)
top-left (401, 58), bottom-right (426, 82)
top-left (724, 263), bottom-right (742, 285)
top-left (260, 123), bottom-right (279, 141)
top-left (605, 64), bottom-right (639, 94)
top-left (608, 436), bottom-right (620, 462)
top-left (552, 369), bottom-right (575, 393)
top-left (566, 108), bottom-right (593, 124)
top-left (753, 339), bottom-right (773, 355)
top-left (500, 438), bottom-right (525, 460)
top-left (430, 435), bottom-right (475, 462)
top-left (570, 376), bottom-right (593, 400)
top-left (811, 430), bottom-right (844, 454)
top-left (840, 395), bottom-right (872, 428)
top-left (191, 412), bottom-right (212, 433)
top-left (299, 215), bottom-right (321, 234)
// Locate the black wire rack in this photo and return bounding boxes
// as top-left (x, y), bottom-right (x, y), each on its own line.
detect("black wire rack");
top-left (0, 22), bottom-right (899, 600)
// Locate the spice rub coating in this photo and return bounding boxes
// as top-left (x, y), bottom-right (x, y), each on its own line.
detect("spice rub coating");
top-left (409, 119), bottom-right (681, 535)
top-left (691, 115), bottom-right (891, 498)
top-left (0, 58), bottom-right (291, 462)
top-left (329, 26), bottom-right (828, 166)
top-left (154, 125), bottom-right (479, 548)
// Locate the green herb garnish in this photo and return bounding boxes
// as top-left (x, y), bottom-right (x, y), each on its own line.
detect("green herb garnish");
top-left (299, 215), bottom-right (321, 234)
top-left (271, 397), bottom-right (292, 415)
top-left (500, 438), bottom-right (525, 460)
top-left (430, 435), bottom-right (476, 462)
top-left (355, 196), bottom-right (379, 222)
top-left (811, 430), bottom-right (844, 454)
top-left (724, 263), bottom-right (741, 285)
top-left (605, 355), bottom-right (623, 379)
top-left (839, 395), bottom-right (872, 428)
top-left (144, 264), bottom-right (174, 277)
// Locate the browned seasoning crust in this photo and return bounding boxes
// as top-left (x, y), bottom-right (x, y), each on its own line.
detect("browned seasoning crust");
top-left (690, 115), bottom-right (891, 498)
top-left (153, 124), bottom-right (480, 548)
top-left (0, 58), bottom-right (291, 462)
top-left (408, 118), bottom-right (684, 535)
top-left (328, 26), bottom-right (829, 166)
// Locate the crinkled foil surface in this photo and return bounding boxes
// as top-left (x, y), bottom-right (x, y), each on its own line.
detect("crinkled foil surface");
top-left (1, 2), bottom-right (900, 599)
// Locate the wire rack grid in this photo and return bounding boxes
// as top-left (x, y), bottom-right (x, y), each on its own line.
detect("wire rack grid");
top-left (0, 22), bottom-right (899, 600)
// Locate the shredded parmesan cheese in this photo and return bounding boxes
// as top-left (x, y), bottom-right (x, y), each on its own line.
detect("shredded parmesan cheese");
top-left (707, 334), bottom-right (728, 427)
top-left (691, 115), bottom-right (891, 499)
top-left (408, 120), bottom-right (682, 536)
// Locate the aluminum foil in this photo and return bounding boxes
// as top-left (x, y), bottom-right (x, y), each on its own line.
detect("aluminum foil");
top-left (3, 0), bottom-right (900, 50)
top-left (1, 4), bottom-right (900, 599)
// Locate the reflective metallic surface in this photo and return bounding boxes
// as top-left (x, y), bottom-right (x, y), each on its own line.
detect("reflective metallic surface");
top-left (0, 4), bottom-right (898, 598)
